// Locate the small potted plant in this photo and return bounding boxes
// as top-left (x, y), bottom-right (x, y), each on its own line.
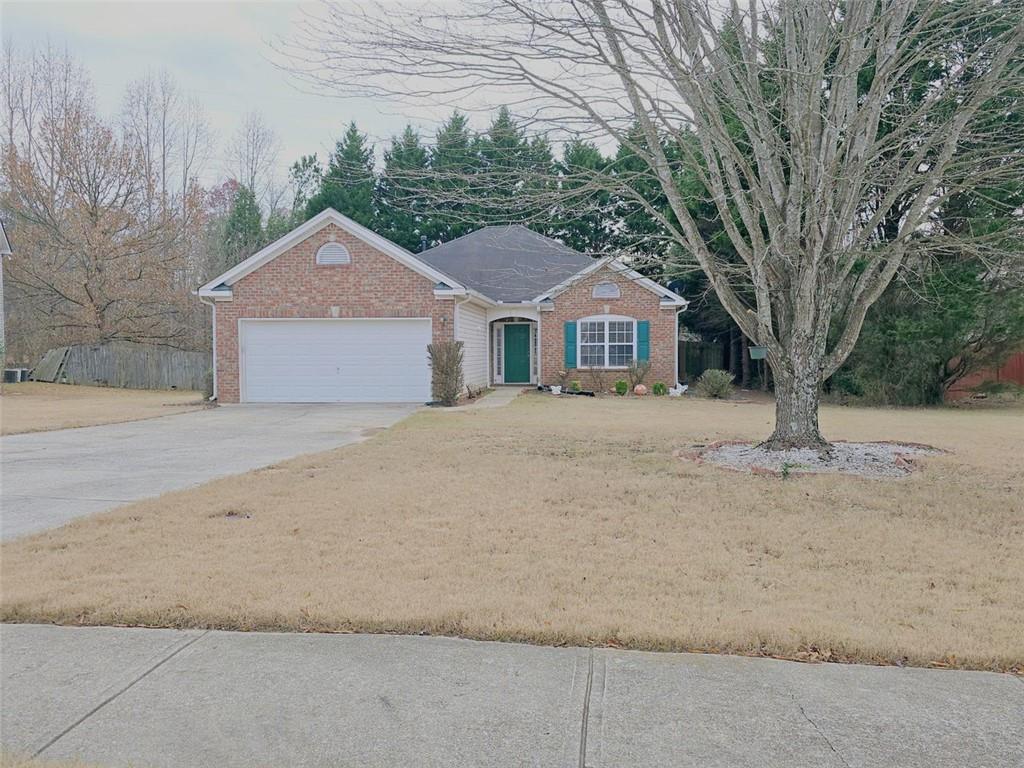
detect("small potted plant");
top-left (551, 370), bottom-right (568, 395)
top-left (570, 379), bottom-right (582, 393)
top-left (652, 382), bottom-right (667, 396)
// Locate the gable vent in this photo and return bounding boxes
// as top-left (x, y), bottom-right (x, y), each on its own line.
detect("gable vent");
top-left (316, 242), bottom-right (351, 265)
top-left (592, 281), bottom-right (621, 299)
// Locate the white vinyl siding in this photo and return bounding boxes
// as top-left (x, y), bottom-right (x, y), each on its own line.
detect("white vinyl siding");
top-left (239, 319), bottom-right (431, 402)
top-left (456, 301), bottom-right (488, 389)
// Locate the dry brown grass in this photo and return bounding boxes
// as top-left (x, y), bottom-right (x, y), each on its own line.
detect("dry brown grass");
top-left (0, 382), bottom-right (203, 435)
top-left (2, 394), bottom-right (1022, 671)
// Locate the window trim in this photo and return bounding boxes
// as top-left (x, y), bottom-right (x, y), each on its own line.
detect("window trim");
top-left (576, 314), bottom-right (636, 370)
top-left (315, 241), bottom-right (351, 265)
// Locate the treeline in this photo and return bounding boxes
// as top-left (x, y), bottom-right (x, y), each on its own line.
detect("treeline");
top-left (216, 107), bottom-right (669, 264)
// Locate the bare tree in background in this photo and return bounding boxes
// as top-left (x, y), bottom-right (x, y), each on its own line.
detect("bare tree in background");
top-left (227, 110), bottom-right (280, 206)
top-left (288, 0), bottom-right (1024, 448)
top-left (1, 46), bottom-right (211, 362)
top-left (121, 70), bottom-right (211, 223)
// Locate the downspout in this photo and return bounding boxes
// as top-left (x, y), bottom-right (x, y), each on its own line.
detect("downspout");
top-left (675, 306), bottom-right (686, 387)
top-left (198, 295), bottom-right (218, 401)
top-left (535, 305), bottom-right (542, 386)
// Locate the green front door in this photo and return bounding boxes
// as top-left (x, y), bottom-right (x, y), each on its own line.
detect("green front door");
top-left (503, 324), bottom-right (531, 383)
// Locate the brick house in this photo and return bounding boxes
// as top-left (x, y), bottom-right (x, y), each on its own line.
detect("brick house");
top-left (197, 208), bottom-right (688, 402)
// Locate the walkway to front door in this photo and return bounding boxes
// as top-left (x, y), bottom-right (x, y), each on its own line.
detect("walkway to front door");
top-left (503, 324), bottom-right (531, 384)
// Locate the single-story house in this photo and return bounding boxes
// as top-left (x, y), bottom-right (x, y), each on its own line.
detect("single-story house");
top-left (197, 208), bottom-right (688, 403)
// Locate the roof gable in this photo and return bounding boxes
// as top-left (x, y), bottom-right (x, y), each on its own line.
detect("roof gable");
top-left (196, 208), bottom-right (461, 299)
top-left (534, 257), bottom-right (688, 307)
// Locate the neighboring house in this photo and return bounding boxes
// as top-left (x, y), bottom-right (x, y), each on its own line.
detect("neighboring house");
top-left (197, 208), bottom-right (687, 403)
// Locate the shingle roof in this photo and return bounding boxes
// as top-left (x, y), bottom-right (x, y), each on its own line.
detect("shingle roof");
top-left (417, 225), bottom-right (595, 302)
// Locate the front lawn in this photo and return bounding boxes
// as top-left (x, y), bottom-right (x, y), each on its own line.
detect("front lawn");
top-left (0, 382), bottom-right (204, 435)
top-left (2, 394), bottom-right (1021, 671)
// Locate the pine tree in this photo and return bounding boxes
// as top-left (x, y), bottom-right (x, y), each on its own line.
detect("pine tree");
top-left (422, 111), bottom-right (478, 244)
top-left (376, 125), bottom-right (429, 250)
top-left (608, 124), bottom-right (673, 260)
top-left (222, 185), bottom-right (263, 268)
top-left (552, 137), bottom-right (610, 254)
top-left (305, 122), bottom-right (375, 227)
top-left (288, 154), bottom-right (323, 225)
top-left (474, 106), bottom-right (529, 223)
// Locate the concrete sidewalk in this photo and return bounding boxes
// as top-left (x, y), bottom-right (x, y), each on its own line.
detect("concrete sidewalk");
top-left (2, 625), bottom-right (1021, 767)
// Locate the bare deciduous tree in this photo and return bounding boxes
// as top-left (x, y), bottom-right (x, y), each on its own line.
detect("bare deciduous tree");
top-left (287, 0), bottom-right (1024, 448)
top-left (227, 110), bottom-right (280, 206)
top-left (1, 47), bottom-right (210, 362)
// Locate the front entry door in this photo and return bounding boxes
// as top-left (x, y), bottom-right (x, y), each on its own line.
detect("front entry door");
top-left (503, 324), bottom-right (531, 383)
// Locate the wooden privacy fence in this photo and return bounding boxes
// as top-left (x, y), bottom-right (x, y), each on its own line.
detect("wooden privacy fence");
top-left (678, 339), bottom-right (725, 383)
top-left (32, 341), bottom-right (210, 391)
top-left (946, 351), bottom-right (1024, 400)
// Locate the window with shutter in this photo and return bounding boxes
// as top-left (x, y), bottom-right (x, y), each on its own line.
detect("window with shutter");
top-left (575, 315), bottom-right (636, 368)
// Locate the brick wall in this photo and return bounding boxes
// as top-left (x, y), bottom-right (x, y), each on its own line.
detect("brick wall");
top-left (540, 265), bottom-right (678, 391)
top-left (213, 223), bottom-right (454, 402)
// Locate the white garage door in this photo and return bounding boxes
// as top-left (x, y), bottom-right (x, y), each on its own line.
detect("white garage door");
top-left (240, 319), bottom-right (432, 403)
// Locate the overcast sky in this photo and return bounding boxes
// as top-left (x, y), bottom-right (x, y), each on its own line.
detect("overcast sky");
top-left (1, 1), bottom-right (460, 185)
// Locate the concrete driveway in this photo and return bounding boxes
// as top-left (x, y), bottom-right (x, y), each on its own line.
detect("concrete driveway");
top-left (0, 403), bottom-right (419, 540)
top-left (2, 625), bottom-right (1021, 767)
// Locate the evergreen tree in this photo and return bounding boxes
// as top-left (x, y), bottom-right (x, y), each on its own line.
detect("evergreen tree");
top-left (423, 111), bottom-right (478, 244)
top-left (376, 125), bottom-right (429, 250)
top-left (263, 207), bottom-right (293, 244)
top-left (305, 122), bottom-right (375, 227)
top-left (288, 154), bottom-right (323, 224)
top-left (607, 125), bottom-right (675, 262)
top-left (474, 106), bottom-right (530, 223)
top-left (551, 137), bottom-right (611, 254)
top-left (523, 133), bottom-right (557, 224)
top-left (222, 185), bottom-right (263, 268)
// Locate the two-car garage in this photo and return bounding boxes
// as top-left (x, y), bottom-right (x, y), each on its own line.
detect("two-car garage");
top-left (239, 319), bottom-right (432, 403)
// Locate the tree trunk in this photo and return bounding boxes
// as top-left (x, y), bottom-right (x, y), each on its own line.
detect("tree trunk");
top-left (763, 367), bottom-right (828, 450)
top-left (729, 328), bottom-right (740, 379)
top-left (741, 339), bottom-right (751, 388)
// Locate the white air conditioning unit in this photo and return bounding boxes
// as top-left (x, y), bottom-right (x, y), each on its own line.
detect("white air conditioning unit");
top-left (3, 368), bottom-right (31, 383)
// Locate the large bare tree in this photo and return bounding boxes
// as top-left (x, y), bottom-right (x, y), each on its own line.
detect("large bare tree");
top-left (1, 47), bottom-right (210, 361)
top-left (288, 0), bottom-right (1024, 448)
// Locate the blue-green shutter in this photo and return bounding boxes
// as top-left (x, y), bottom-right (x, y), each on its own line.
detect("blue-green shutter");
top-left (637, 321), bottom-right (650, 362)
top-left (564, 321), bottom-right (577, 368)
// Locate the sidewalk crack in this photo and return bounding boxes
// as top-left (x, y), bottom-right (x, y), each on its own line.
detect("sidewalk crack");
top-left (578, 648), bottom-right (595, 768)
top-left (795, 699), bottom-right (850, 768)
top-left (34, 630), bottom-right (209, 757)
